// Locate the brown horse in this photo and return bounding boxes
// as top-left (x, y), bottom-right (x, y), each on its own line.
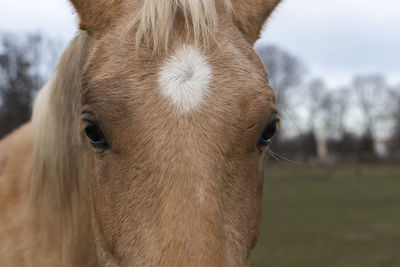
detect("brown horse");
top-left (0, 0), bottom-right (281, 266)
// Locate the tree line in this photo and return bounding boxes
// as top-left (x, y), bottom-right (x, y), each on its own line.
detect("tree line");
top-left (256, 44), bottom-right (400, 163)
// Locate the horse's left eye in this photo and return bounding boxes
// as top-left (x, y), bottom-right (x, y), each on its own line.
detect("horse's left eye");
top-left (258, 118), bottom-right (279, 147)
top-left (84, 121), bottom-right (109, 149)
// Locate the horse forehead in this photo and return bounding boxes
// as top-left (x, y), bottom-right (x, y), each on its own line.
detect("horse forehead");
top-left (157, 45), bottom-right (212, 113)
top-left (84, 37), bottom-right (269, 120)
top-left (155, 42), bottom-right (267, 110)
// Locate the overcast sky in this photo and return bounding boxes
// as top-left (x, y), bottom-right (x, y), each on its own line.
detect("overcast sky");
top-left (1, 0), bottom-right (399, 87)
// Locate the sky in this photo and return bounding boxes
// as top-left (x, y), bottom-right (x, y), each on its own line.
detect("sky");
top-left (0, 0), bottom-right (399, 87)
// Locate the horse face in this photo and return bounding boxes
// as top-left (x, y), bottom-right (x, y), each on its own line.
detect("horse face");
top-left (73, 0), bottom-right (280, 265)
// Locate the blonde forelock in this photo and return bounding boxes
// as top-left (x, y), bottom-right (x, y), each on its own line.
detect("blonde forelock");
top-left (126, 0), bottom-right (231, 53)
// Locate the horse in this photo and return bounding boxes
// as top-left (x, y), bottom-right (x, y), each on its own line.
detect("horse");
top-left (0, 0), bottom-right (281, 266)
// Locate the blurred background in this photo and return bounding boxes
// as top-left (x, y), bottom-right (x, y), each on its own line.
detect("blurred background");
top-left (1, 0), bottom-right (399, 266)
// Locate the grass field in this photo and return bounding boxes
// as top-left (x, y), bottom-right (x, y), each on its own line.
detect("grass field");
top-left (251, 164), bottom-right (400, 267)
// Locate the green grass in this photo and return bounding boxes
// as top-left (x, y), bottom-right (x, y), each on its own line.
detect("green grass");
top-left (251, 164), bottom-right (400, 267)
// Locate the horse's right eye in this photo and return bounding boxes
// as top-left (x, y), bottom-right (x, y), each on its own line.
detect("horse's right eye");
top-left (84, 121), bottom-right (109, 149)
top-left (258, 117), bottom-right (280, 148)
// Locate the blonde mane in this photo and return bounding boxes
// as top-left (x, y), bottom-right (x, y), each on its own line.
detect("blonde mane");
top-left (30, 33), bottom-right (91, 237)
top-left (129, 0), bottom-right (231, 52)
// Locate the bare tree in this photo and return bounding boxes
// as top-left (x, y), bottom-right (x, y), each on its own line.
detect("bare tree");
top-left (304, 78), bottom-right (328, 131)
top-left (315, 87), bottom-right (351, 140)
top-left (352, 74), bottom-right (389, 158)
top-left (330, 88), bottom-right (350, 137)
top-left (0, 32), bottom-right (60, 138)
top-left (386, 85), bottom-right (400, 158)
top-left (255, 44), bottom-right (305, 112)
top-left (353, 75), bottom-right (386, 135)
